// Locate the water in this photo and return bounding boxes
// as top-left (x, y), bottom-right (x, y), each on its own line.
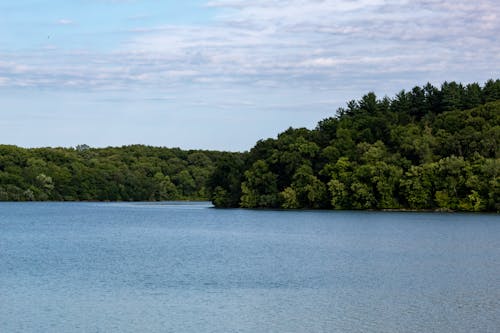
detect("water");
top-left (0, 202), bottom-right (499, 332)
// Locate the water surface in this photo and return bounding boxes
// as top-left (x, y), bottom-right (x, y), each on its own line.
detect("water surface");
top-left (0, 202), bottom-right (499, 332)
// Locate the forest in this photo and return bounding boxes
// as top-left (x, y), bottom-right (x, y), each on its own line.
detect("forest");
top-left (0, 144), bottom-right (238, 202)
top-left (207, 79), bottom-right (500, 212)
top-left (1, 79), bottom-right (499, 211)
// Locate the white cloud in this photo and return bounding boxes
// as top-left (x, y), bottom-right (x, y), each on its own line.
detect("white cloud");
top-left (1, 0), bottom-right (499, 92)
top-left (302, 58), bottom-right (341, 68)
top-left (57, 19), bottom-right (74, 25)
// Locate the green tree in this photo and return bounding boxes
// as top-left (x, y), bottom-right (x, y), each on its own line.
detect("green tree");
top-left (280, 187), bottom-right (300, 209)
top-left (153, 172), bottom-right (179, 200)
top-left (240, 160), bottom-right (279, 208)
top-left (291, 165), bottom-right (327, 208)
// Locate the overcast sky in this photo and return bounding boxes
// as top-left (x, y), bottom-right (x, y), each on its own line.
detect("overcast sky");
top-left (0, 0), bottom-right (499, 151)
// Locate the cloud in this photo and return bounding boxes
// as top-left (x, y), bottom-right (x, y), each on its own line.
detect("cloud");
top-left (1, 0), bottom-right (499, 93)
top-left (57, 19), bottom-right (74, 25)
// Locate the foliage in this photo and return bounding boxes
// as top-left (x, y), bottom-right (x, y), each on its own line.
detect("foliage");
top-left (1, 79), bottom-right (499, 212)
top-left (0, 145), bottom-right (233, 202)
top-left (208, 79), bottom-right (500, 212)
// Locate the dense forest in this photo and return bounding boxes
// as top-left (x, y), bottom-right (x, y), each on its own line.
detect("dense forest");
top-left (1, 79), bottom-right (499, 211)
top-left (0, 144), bottom-right (238, 201)
top-left (208, 79), bottom-right (500, 212)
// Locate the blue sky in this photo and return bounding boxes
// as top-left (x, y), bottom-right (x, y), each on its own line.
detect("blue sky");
top-left (0, 0), bottom-right (499, 151)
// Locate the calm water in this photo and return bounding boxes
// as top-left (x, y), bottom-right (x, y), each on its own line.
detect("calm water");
top-left (0, 202), bottom-right (499, 332)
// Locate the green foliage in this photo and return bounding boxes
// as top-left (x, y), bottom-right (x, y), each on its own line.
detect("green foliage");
top-left (291, 165), bottom-right (327, 208)
top-left (400, 165), bottom-right (435, 209)
top-left (240, 160), bottom-right (279, 208)
top-left (0, 144), bottom-right (230, 202)
top-left (328, 179), bottom-right (348, 209)
top-left (1, 79), bottom-right (499, 212)
top-left (280, 187), bottom-right (299, 209)
top-left (211, 186), bottom-right (231, 208)
top-left (207, 153), bottom-right (245, 208)
top-left (152, 173), bottom-right (179, 200)
top-left (208, 79), bottom-right (500, 212)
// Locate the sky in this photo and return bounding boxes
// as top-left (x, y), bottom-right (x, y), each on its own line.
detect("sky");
top-left (0, 0), bottom-right (499, 151)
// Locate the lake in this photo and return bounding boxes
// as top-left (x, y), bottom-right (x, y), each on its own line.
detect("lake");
top-left (0, 202), bottom-right (499, 332)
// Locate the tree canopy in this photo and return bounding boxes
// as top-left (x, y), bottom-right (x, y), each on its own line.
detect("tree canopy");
top-left (1, 79), bottom-right (499, 212)
top-left (0, 144), bottom-right (237, 202)
top-left (208, 79), bottom-right (500, 212)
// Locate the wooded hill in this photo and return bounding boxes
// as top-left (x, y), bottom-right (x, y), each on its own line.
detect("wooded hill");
top-left (0, 144), bottom-right (237, 202)
top-left (207, 79), bottom-right (500, 212)
top-left (1, 79), bottom-right (499, 211)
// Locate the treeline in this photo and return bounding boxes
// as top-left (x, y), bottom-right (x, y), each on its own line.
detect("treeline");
top-left (207, 79), bottom-right (500, 212)
top-left (1, 80), bottom-right (499, 211)
top-left (0, 144), bottom-right (238, 201)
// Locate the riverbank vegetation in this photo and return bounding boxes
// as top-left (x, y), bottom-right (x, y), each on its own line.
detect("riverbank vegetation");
top-left (0, 144), bottom-right (237, 202)
top-left (208, 79), bottom-right (500, 212)
top-left (1, 79), bottom-right (499, 211)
